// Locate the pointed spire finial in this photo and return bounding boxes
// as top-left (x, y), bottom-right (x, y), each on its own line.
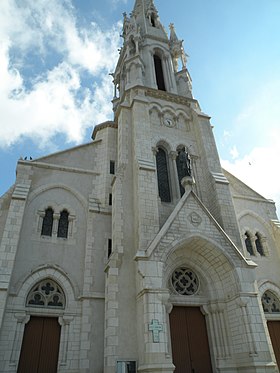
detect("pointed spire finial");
top-left (169, 23), bottom-right (179, 42)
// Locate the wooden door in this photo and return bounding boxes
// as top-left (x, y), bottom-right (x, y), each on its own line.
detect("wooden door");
top-left (17, 316), bottom-right (61, 373)
top-left (267, 321), bottom-right (280, 368)
top-left (169, 307), bottom-right (213, 373)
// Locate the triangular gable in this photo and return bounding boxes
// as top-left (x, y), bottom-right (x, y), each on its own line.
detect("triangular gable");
top-left (223, 169), bottom-right (269, 202)
top-left (21, 140), bottom-right (103, 174)
top-left (142, 189), bottom-right (254, 267)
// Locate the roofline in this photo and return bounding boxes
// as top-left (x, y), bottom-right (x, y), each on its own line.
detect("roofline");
top-left (91, 121), bottom-right (117, 140)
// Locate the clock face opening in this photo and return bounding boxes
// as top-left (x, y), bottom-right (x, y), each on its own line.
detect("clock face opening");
top-left (164, 117), bottom-right (174, 127)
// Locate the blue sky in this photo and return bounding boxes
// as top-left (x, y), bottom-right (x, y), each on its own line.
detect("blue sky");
top-left (1, 0), bottom-right (280, 215)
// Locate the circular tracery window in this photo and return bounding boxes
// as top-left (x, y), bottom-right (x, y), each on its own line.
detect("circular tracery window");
top-left (171, 267), bottom-right (199, 295)
top-left (262, 291), bottom-right (280, 313)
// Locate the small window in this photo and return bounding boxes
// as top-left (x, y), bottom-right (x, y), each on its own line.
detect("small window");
top-left (245, 232), bottom-right (254, 255)
top-left (110, 161), bottom-right (115, 175)
top-left (109, 194), bottom-right (112, 206)
top-left (57, 210), bottom-right (69, 238)
top-left (117, 361), bottom-right (136, 373)
top-left (255, 232), bottom-right (265, 256)
top-left (151, 14), bottom-right (156, 27)
top-left (108, 239), bottom-right (112, 258)
top-left (262, 291), bottom-right (280, 313)
top-left (41, 208), bottom-right (54, 236)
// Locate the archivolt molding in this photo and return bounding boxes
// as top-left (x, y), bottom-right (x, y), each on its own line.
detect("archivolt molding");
top-left (10, 264), bottom-right (79, 307)
top-left (238, 210), bottom-right (272, 236)
top-left (155, 139), bottom-right (172, 153)
top-left (163, 235), bottom-right (242, 300)
top-left (258, 280), bottom-right (280, 299)
top-left (149, 102), bottom-right (191, 128)
top-left (152, 46), bottom-right (170, 58)
top-left (27, 183), bottom-right (88, 211)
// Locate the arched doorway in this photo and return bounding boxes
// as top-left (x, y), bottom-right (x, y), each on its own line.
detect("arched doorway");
top-left (168, 267), bottom-right (212, 373)
top-left (17, 279), bottom-right (65, 373)
top-left (261, 290), bottom-right (280, 368)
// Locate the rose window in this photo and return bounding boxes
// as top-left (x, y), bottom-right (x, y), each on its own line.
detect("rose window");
top-left (171, 267), bottom-right (199, 295)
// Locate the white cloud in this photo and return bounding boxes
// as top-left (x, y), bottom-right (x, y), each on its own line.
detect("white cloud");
top-left (0, 0), bottom-right (121, 148)
top-left (229, 145), bottom-right (239, 160)
top-left (231, 79), bottom-right (280, 153)
top-left (222, 142), bottom-right (280, 217)
top-left (220, 78), bottom-right (280, 218)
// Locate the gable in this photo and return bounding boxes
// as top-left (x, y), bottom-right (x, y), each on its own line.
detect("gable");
top-left (34, 141), bottom-right (102, 171)
top-left (144, 189), bottom-right (252, 268)
top-left (223, 169), bottom-right (268, 201)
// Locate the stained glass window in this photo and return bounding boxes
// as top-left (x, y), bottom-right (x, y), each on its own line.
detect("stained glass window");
top-left (262, 291), bottom-right (280, 313)
top-left (156, 148), bottom-right (171, 202)
top-left (41, 208), bottom-right (54, 236)
top-left (26, 279), bottom-right (65, 309)
top-left (57, 210), bottom-right (69, 238)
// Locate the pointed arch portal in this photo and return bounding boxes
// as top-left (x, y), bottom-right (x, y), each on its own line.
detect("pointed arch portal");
top-left (17, 278), bottom-right (65, 372)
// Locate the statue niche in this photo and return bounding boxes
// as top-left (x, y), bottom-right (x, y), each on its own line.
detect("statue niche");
top-left (176, 147), bottom-right (192, 196)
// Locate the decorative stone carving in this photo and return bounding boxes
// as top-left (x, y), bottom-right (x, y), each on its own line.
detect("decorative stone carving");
top-left (188, 212), bottom-right (202, 227)
top-left (148, 319), bottom-right (163, 343)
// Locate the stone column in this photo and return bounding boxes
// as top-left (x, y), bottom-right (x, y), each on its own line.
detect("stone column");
top-left (0, 163), bottom-right (32, 329)
top-left (169, 151), bottom-right (180, 200)
top-left (10, 313), bottom-right (30, 367)
top-left (136, 260), bottom-right (174, 373)
top-left (59, 316), bottom-right (74, 367)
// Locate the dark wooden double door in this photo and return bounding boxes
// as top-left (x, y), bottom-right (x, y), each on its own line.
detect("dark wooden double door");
top-left (170, 307), bottom-right (213, 373)
top-left (267, 321), bottom-right (280, 369)
top-left (17, 316), bottom-right (61, 373)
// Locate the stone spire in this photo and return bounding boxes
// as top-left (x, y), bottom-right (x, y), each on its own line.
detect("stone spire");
top-left (131, 0), bottom-right (167, 38)
top-left (133, 0), bottom-right (157, 16)
top-left (169, 23), bottom-right (188, 72)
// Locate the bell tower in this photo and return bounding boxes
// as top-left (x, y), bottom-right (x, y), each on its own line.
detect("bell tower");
top-left (111, 0), bottom-right (242, 249)
top-left (105, 1), bottom-right (247, 372)
top-left (112, 0), bottom-right (193, 105)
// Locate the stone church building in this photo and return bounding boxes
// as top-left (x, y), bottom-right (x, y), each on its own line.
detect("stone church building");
top-left (1, 0), bottom-right (280, 372)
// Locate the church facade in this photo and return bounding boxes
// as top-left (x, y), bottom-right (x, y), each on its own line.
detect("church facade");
top-left (1, 1), bottom-right (280, 372)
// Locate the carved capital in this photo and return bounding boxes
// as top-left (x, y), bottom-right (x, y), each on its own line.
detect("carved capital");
top-left (169, 151), bottom-right (177, 161)
top-left (152, 146), bottom-right (158, 156)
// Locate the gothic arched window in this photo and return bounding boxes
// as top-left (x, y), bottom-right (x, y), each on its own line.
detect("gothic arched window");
top-left (57, 210), bottom-right (69, 238)
top-left (255, 232), bottom-right (265, 256)
top-left (156, 148), bottom-right (171, 202)
top-left (154, 55), bottom-right (166, 91)
top-left (262, 291), bottom-right (280, 313)
top-left (26, 279), bottom-right (65, 309)
top-left (41, 208), bottom-right (54, 236)
top-left (151, 13), bottom-right (156, 27)
top-left (245, 231), bottom-right (254, 255)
